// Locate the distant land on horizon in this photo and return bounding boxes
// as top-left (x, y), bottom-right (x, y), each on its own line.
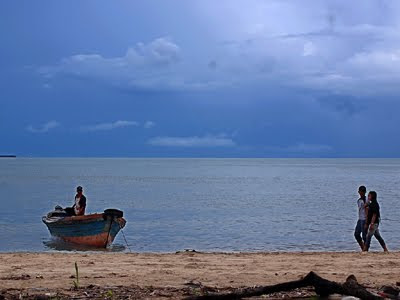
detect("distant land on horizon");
top-left (2, 156), bottom-right (400, 159)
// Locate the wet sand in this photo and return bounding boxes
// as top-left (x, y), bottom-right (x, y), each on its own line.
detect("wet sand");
top-left (0, 251), bottom-right (399, 299)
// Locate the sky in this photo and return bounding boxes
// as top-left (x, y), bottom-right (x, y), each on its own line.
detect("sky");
top-left (1, 0), bottom-right (400, 157)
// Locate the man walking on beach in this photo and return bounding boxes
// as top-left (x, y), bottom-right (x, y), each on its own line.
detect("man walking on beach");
top-left (363, 191), bottom-right (388, 252)
top-left (354, 186), bottom-right (368, 250)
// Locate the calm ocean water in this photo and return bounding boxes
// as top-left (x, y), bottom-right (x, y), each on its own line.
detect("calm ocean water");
top-left (0, 158), bottom-right (399, 252)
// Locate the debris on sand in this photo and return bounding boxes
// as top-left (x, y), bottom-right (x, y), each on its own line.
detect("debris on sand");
top-left (1, 274), bottom-right (31, 281)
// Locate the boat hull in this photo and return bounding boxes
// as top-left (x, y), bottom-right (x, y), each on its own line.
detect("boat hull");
top-left (43, 213), bottom-right (126, 248)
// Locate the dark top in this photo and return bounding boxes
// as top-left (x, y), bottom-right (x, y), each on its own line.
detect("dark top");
top-left (367, 201), bottom-right (380, 225)
top-left (73, 194), bottom-right (87, 209)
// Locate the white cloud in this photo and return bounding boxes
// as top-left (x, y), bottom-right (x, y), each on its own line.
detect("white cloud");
top-left (143, 121), bottom-right (156, 129)
top-left (82, 120), bottom-right (139, 132)
top-left (260, 142), bottom-right (333, 155)
top-left (26, 121), bottom-right (60, 133)
top-left (38, 2), bottom-right (400, 96)
top-left (190, 1), bottom-right (400, 96)
top-left (300, 48), bottom-right (400, 96)
top-left (38, 37), bottom-right (205, 91)
top-left (285, 143), bottom-right (333, 154)
top-left (148, 135), bottom-right (235, 147)
top-left (345, 49), bottom-right (400, 76)
top-left (302, 41), bottom-right (316, 57)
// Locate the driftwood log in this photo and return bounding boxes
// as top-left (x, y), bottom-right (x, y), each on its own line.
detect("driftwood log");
top-left (188, 271), bottom-right (383, 300)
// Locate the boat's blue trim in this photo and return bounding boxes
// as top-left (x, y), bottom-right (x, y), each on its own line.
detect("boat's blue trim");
top-left (46, 219), bottom-right (108, 237)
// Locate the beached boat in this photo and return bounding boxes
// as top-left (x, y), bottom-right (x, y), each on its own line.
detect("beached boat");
top-left (42, 208), bottom-right (126, 248)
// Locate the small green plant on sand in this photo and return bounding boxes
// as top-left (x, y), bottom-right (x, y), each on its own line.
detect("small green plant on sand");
top-left (106, 289), bottom-right (114, 299)
top-left (72, 262), bottom-right (80, 289)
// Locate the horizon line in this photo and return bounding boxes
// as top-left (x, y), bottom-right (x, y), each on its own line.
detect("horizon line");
top-left (3, 156), bottom-right (400, 159)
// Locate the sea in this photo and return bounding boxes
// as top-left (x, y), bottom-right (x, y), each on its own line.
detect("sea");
top-left (0, 158), bottom-right (399, 252)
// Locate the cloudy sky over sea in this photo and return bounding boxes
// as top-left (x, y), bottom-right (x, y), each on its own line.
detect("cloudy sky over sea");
top-left (1, 1), bottom-right (400, 157)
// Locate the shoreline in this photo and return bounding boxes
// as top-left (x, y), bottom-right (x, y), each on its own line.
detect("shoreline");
top-left (1, 251), bottom-right (399, 298)
top-left (0, 249), bottom-right (391, 253)
top-left (0, 250), bottom-right (396, 256)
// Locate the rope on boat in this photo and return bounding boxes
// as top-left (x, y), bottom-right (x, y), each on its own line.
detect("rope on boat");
top-left (120, 227), bottom-right (132, 252)
top-left (105, 217), bottom-right (113, 248)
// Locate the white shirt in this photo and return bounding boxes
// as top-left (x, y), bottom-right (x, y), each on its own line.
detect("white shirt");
top-left (74, 197), bottom-right (81, 215)
top-left (357, 197), bottom-right (368, 220)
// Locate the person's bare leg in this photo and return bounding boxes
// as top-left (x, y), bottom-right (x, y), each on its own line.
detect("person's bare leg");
top-left (374, 228), bottom-right (388, 252)
top-left (363, 227), bottom-right (374, 252)
top-left (358, 240), bottom-right (365, 251)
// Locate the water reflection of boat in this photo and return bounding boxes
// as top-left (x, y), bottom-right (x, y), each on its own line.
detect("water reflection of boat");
top-left (43, 239), bottom-right (126, 252)
top-left (42, 209), bottom-right (126, 248)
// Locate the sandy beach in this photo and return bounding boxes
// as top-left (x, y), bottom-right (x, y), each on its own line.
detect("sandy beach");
top-left (0, 251), bottom-right (399, 299)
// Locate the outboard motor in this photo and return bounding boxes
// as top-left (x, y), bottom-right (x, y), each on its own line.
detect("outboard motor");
top-left (46, 205), bottom-right (68, 218)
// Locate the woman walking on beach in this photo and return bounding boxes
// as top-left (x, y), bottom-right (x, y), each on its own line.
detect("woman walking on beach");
top-left (363, 191), bottom-right (388, 252)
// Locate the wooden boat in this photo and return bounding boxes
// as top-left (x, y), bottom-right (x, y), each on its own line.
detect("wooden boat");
top-left (42, 209), bottom-right (126, 248)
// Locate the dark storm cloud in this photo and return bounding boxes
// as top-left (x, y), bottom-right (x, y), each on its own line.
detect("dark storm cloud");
top-left (1, 1), bottom-right (400, 157)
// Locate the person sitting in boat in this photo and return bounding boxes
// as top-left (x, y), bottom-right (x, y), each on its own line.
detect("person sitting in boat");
top-left (65, 186), bottom-right (87, 216)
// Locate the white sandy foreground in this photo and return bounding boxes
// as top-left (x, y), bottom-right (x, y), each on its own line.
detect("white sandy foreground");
top-left (0, 252), bottom-right (399, 292)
